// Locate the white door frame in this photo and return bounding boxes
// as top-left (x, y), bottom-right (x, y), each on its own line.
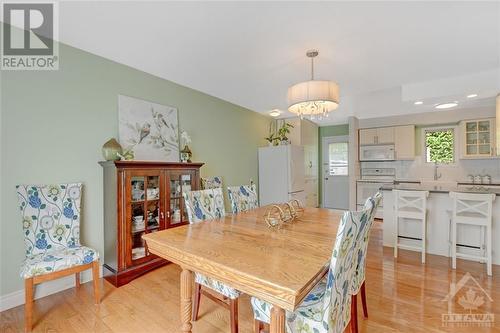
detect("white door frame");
top-left (322, 135), bottom-right (349, 209)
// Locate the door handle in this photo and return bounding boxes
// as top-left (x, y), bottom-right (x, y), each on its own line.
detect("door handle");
top-left (325, 178), bottom-right (329, 180)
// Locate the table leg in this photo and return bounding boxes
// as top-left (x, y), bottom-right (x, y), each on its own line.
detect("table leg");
top-left (180, 268), bottom-right (193, 333)
top-left (270, 305), bottom-right (285, 333)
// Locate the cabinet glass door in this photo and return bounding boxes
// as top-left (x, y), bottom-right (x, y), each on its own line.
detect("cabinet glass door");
top-left (168, 172), bottom-right (195, 227)
top-left (465, 120), bottom-right (491, 156)
top-left (127, 172), bottom-right (164, 265)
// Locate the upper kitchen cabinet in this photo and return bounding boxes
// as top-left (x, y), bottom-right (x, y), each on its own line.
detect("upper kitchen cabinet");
top-left (394, 125), bottom-right (415, 160)
top-left (359, 127), bottom-right (394, 145)
top-left (460, 118), bottom-right (497, 159)
top-left (359, 125), bottom-right (415, 160)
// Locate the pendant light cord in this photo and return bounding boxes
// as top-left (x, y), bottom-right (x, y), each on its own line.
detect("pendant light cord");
top-left (310, 56), bottom-right (314, 80)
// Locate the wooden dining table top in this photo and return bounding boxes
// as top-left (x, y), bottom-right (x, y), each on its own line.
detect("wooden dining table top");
top-left (143, 206), bottom-right (342, 311)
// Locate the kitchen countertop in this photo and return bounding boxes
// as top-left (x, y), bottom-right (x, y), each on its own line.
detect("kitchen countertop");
top-left (380, 183), bottom-right (500, 196)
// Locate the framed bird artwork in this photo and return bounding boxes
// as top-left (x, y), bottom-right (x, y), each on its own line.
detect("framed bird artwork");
top-left (118, 94), bottom-right (180, 161)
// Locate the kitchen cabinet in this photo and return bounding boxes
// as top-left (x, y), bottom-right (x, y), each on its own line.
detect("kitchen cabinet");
top-left (460, 118), bottom-right (497, 159)
top-left (359, 125), bottom-right (414, 160)
top-left (394, 125), bottom-right (415, 160)
top-left (287, 118), bottom-right (319, 206)
top-left (359, 128), bottom-right (378, 145)
top-left (99, 161), bottom-right (203, 286)
top-left (359, 127), bottom-right (394, 145)
top-left (305, 178), bottom-right (318, 207)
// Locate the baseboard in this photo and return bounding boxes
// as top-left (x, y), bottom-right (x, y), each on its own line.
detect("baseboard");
top-left (0, 265), bottom-right (103, 312)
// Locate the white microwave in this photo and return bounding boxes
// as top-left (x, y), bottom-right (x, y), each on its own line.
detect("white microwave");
top-left (359, 144), bottom-right (395, 161)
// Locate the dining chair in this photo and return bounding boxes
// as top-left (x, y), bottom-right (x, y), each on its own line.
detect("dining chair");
top-left (251, 207), bottom-right (367, 333)
top-left (16, 183), bottom-right (100, 333)
top-left (227, 183), bottom-right (259, 214)
top-left (201, 176), bottom-right (223, 190)
top-left (350, 192), bottom-right (382, 333)
top-left (182, 188), bottom-right (242, 333)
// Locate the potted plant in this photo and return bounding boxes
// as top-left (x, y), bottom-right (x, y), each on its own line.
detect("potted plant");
top-left (265, 133), bottom-right (276, 146)
top-left (265, 121), bottom-right (280, 146)
top-left (277, 122), bottom-right (294, 145)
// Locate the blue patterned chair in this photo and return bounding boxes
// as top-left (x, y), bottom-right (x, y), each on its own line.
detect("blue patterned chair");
top-left (251, 208), bottom-right (369, 333)
top-left (350, 192), bottom-right (382, 333)
top-left (16, 183), bottom-right (100, 332)
top-left (200, 176), bottom-right (223, 190)
top-left (227, 184), bottom-right (259, 214)
top-left (182, 188), bottom-right (242, 333)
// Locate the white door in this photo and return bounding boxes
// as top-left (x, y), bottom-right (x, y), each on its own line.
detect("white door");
top-left (322, 136), bottom-right (349, 209)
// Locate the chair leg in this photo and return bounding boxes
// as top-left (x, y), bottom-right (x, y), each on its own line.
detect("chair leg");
top-left (253, 319), bottom-right (261, 333)
top-left (351, 294), bottom-right (358, 333)
top-left (394, 217), bottom-right (398, 259)
top-left (487, 225), bottom-right (492, 276)
top-left (360, 281), bottom-right (368, 318)
top-left (421, 217), bottom-right (426, 264)
top-left (480, 226), bottom-right (486, 263)
top-left (192, 283), bottom-right (202, 321)
top-left (229, 298), bottom-right (238, 333)
top-left (92, 261), bottom-right (100, 304)
top-left (25, 278), bottom-right (34, 333)
top-left (451, 221), bottom-right (457, 269)
top-left (75, 272), bottom-right (80, 288)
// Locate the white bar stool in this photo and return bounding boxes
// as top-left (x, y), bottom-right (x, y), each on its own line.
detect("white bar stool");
top-left (394, 190), bottom-right (429, 264)
top-left (449, 192), bottom-right (496, 276)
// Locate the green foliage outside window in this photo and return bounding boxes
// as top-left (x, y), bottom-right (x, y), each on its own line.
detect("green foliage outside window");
top-left (425, 129), bottom-right (454, 163)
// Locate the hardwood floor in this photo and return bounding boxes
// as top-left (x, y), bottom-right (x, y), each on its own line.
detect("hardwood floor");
top-left (2, 221), bottom-right (500, 332)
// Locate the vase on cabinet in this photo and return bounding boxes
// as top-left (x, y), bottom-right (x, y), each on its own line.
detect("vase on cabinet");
top-left (102, 138), bottom-right (123, 161)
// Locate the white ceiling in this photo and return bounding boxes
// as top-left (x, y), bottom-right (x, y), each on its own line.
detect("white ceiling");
top-left (58, 1), bottom-right (500, 125)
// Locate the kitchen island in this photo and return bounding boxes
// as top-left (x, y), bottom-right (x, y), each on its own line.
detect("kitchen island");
top-left (381, 183), bottom-right (500, 265)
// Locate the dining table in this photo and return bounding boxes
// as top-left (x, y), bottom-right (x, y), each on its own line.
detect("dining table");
top-left (142, 205), bottom-right (342, 333)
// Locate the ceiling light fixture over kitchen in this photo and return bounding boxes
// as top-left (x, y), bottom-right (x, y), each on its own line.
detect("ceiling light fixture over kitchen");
top-left (414, 101), bottom-right (423, 105)
top-left (269, 109), bottom-right (281, 117)
top-left (287, 50), bottom-right (339, 120)
top-left (435, 102), bottom-right (458, 109)
top-left (467, 94), bottom-right (478, 98)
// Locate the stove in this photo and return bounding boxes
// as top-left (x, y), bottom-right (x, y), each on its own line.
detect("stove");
top-left (357, 168), bottom-right (395, 219)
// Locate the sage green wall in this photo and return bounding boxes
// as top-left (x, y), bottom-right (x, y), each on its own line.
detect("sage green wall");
top-left (0, 42), bottom-right (268, 296)
top-left (318, 124), bottom-right (349, 206)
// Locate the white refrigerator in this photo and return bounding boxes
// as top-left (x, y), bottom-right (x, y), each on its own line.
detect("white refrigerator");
top-left (258, 145), bottom-right (306, 206)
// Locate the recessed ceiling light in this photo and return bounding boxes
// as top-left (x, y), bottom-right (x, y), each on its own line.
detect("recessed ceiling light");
top-left (269, 109), bottom-right (281, 117)
top-left (414, 101), bottom-right (423, 105)
top-left (467, 94), bottom-right (478, 98)
top-left (435, 102), bottom-right (458, 109)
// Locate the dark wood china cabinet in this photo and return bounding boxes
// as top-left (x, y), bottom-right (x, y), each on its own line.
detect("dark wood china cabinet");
top-left (99, 161), bottom-right (203, 287)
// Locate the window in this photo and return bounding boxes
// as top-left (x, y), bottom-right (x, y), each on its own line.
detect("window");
top-left (424, 128), bottom-right (455, 163)
top-left (328, 142), bottom-right (348, 175)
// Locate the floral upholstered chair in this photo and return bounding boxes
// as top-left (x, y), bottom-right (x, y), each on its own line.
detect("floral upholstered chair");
top-left (251, 207), bottom-right (368, 333)
top-left (16, 183), bottom-right (100, 332)
top-left (201, 176), bottom-right (223, 190)
top-left (183, 188), bottom-right (242, 333)
top-left (183, 188), bottom-right (226, 223)
top-left (350, 192), bottom-right (382, 333)
top-left (227, 184), bottom-right (259, 214)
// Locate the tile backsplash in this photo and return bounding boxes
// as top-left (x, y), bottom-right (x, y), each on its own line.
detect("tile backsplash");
top-left (361, 156), bottom-right (500, 183)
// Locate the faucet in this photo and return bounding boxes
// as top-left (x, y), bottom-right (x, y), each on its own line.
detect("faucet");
top-left (433, 162), bottom-right (442, 181)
